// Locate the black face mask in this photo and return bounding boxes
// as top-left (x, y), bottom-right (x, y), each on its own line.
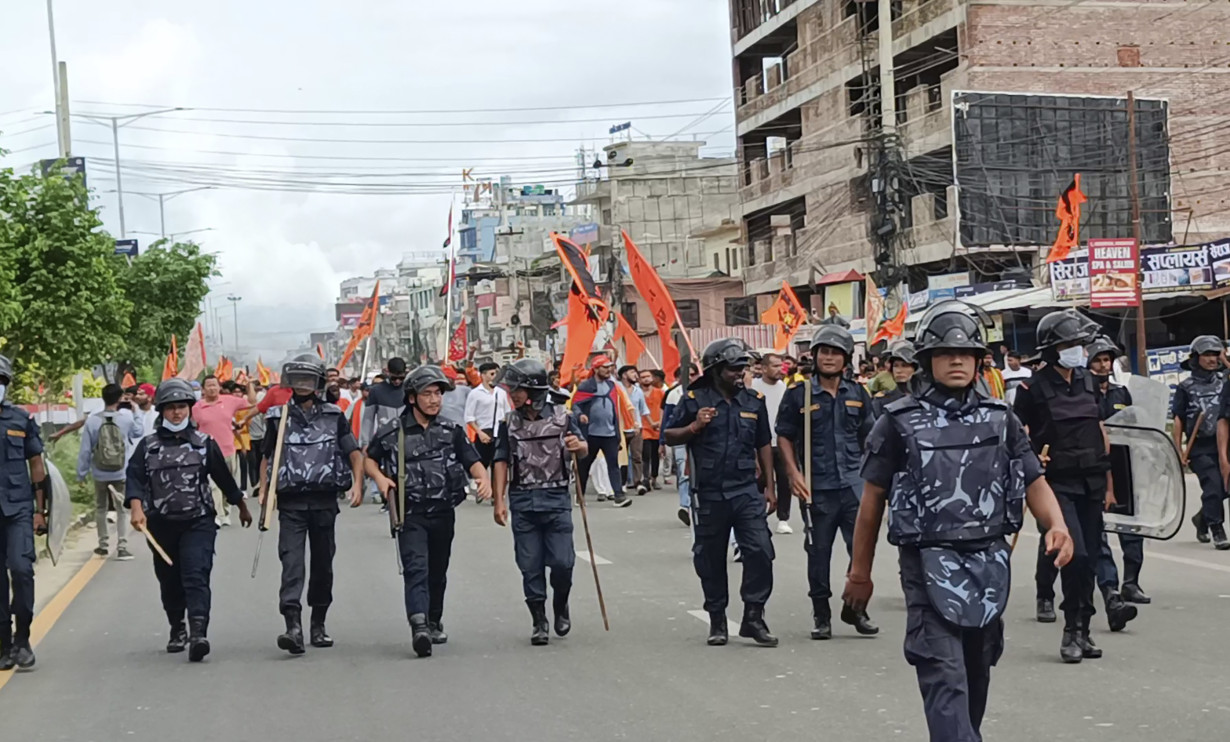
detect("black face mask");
top-left (292, 392), bottom-right (317, 404)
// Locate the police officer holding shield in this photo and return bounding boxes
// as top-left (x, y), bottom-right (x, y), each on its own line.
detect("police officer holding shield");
top-left (126, 378), bottom-right (253, 662)
top-left (871, 339), bottom-right (918, 418)
top-left (664, 338), bottom-right (778, 647)
top-left (1013, 309), bottom-right (1113, 663)
top-left (776, 325), bottom-right (878, 639)
top-left (843, 301), bottom-right (1073, 742)
top-left (491, 359), bottom-right (587, 646)
top-left (261, 354), bottom-right (363, 655)
top-left (0, 354), bottom-right (50, 671)
top-left (1178, 335), bottom-right (1230, 551)
top-left (365, 365), bottom-right (491, 657)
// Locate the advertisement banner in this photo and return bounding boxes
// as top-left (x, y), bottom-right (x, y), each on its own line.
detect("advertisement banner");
top-left (1049, 249), bottom-right (1089, 302)
top-left (1209, 239), bottom-right (1230, 288)
top-left (1088, 238), bottom-right (1140, 308)
top-left (1146, 345), bottom-right (1188, 397)
top-left (1140, 243), bottom-right (1211, 293)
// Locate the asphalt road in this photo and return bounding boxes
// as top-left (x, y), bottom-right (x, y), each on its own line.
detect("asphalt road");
top-left (3, 484), bottom-right (1229, 741)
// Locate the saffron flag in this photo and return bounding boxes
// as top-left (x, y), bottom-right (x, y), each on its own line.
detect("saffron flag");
top-left (760, 281), bottom-right (808, 352)
top-left (315, 343), bottom-right (325, 361)
top-left (871, 302), bottom-right (908, 346)
top-left (614, 313), bottom-right (647, 366)
top-left (551, 233), bottom-right (609, 386)
top-left (448, 319), bottom-right (468, 362)
top-left (1046, 174), bottom-right (1087, 264)
top-left (256, 357), bottom-right (272, 386)
top-left (121, 371), bottom-right (136, 388)
top-left (622, 231), bottom-right (682, 381)
top-left (161, 334), bottom-right (179, 382)
top-left (177, 323), bottom-right (207, 381)
top-left (865, 274), bottom-right (884, 336)
top-left (440, 202), bottom-right (455, 298)
top-left (215, 356), bottom-right (233, 383)
top-left (337, 281), bottom-right (380, 372)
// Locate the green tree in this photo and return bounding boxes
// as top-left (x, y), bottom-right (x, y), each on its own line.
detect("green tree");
top-left (0, 160), bottom-right (131, 391)
top-left (116, 240), bottom-right (217, 370)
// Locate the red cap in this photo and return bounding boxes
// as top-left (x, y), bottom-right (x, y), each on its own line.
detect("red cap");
top-left (139, 383), bottom-right (156, 397)
top-left (590, 355), bottom-right (613, 370)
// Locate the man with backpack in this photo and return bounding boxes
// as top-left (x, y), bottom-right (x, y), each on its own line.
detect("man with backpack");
top-left (77, 383), bottom-right (144, 559)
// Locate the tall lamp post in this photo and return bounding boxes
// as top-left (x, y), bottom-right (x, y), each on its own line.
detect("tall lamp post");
top-left (228, 295), bottom-right (242, 357)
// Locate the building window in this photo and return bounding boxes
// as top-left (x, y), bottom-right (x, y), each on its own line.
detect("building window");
top-left (724, 297), bottom-right (758, 326)
top-left (621, 302), bottom-right (638, 329)
top-left (675, 299), bottom-right (701, 328)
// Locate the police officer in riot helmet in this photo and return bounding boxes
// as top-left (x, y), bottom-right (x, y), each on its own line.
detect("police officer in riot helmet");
top-left (1178, 335), bottom-right (1230, 550)
top-left (261, 354), bottom-right (363, 655)
top-left (1013, 308), bottom-right (1113, 663)
top-left (126, 378), bottom-right (252, 662)
top-left (776, 325), bottom-right (878, 639)
top-left (871, 339), bottom-right (919, 417)
top-left (365, 364), bottom-right (490, 657)
top-left (491, 359), bottom-right (588, 646)
top-left (844, 301), bottom-right (1073, 742)
top-left (0, 354), bottom-right (51, 671)
top-left (664, 338), bottom-right (778, 647)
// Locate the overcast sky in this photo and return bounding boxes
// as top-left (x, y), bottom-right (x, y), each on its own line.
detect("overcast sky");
top-left (0, 1), bottom-right (735, 360)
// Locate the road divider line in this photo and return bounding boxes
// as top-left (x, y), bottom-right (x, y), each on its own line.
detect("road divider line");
top-left (575, 551), bottom-right (612, 566)
top-left (1019, 530), bottom-right (1230, 575)
top-left (0, 555), bottom-right (107, 692)
top-left (687, 609), bottom-right (709, 623)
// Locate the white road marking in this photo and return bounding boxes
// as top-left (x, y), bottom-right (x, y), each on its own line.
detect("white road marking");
top-left (1020, 530), bottom-right (1230, 575)
top-left (687, 609), bottom-right (709, 623)
top-left (575, 551), bottom-right (612, 565)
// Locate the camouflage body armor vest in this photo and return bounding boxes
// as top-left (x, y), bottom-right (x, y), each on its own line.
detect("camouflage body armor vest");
top-left (145, 430), bottom-right (213, 520)
top-left (507, 407), bottom-right (570, 491)
top-left (272, 402), bottom-right (353, 494)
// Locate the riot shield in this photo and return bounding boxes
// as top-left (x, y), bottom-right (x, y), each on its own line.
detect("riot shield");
top-left (43, 460), bottom-right (74, 564)
top-left (1104, 404), bottom-right (1185, 540)
top-left (1124, 374), bottom-right (1172, 431)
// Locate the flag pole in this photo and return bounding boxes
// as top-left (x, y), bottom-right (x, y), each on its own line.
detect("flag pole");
top-left (443, 191), bottom-right (457, 357)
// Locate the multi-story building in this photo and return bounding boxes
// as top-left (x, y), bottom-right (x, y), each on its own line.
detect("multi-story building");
top-left (729, 0), bottom-right (1230, 316)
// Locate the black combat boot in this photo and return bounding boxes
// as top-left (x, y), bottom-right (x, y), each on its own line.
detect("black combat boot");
top-left (707, 612), bottom-right (728, 646)
top-left (1036, 598), bottom-right (1057, 623)
top-left (1105, 592), bottom-right (1138, 633)
top-left (277, 610), bottom-right (306, 655)
top-left (166, 622), bottom-right (188, 653)
top-left (1060, 629), bottom-right (1083, 664)
top-left (409, 613), bottom-right (432, 657)
top-left (1212, 524), bottom-right (1230, 551)
top-left (810, 601), bottom-right (832, 640)
top-left (187, 617), bottom-right (210, 663)
top-left (1120, 583), bottom-right (1151, 604)
top-left (310, 607), bottom-right (333, 648)
top-left (552, 585), bottom-right (571, 637)
top-left (1077, 623), bottom-right (1103, 659)
top-left (427, 619), bottom-right (448, 645)
top-left (738, 605), bottom-right (778, 647)
top-left (9, 639), bottom-right (35, 670)
top-left (527, 601), bottom-right (550, 646)
top-left (840, 604), bottom-right (880, 635)
top-left (1193, 513), bottom-right (1210, 543)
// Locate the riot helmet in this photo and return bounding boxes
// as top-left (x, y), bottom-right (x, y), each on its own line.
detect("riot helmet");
top-left (809, 325), bottom-right (855, 359)
top-left (282, 354), bottom-right (327, 395)
top-left (1036, 309), bottom-right (1099, 350)
top-left (406, 365), bottom-right (454, 396)
top-left (886, 339), bottom-right (918, 368)
top-left (0, 354), bottom-right (12, 384)
top-left (1189, 334), bottom-right (1224, 359)
top-left (1085, 336), bottom-right (1121, 365)
top-left (502, 359), bottom-right (550, 410)
top-left (153, 378), bottom-right (197, 410)
top-left (913, 300), bottom-right (989, 358)
top-left (697, 338), bottom-right (753, 389)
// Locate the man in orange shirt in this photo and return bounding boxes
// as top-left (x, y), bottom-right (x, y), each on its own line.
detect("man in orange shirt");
top-left (639, 369), bottom-right (665, 490)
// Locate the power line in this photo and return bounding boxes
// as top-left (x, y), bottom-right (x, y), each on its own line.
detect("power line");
top-left (114, 123), bottom-right (732, 145)
top-left (71, 108), bottom-right (731, 129)
top-left (73, 96), bottom-right (732, 115)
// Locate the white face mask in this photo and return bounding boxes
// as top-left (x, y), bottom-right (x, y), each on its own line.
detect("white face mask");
top-left (162, 417), bottom-right (190, 432)
top-left (1057, 346), bottom-right (1087, 369)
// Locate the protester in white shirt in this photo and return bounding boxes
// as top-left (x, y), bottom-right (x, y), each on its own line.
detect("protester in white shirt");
top-left (464, 362), bottom-right (511, 473)
top-left (1001, 351), bottom-right (1033, 405)
top-left (751, 352), bottom-right (793, 534)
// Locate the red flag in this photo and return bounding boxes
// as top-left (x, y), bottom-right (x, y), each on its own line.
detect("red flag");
top-left (613, 313), bottom-right (647, 366)
top-left (871, 303), bottom-right (908, 346)
top-left (760, 281), bottom-right (808, 352)
top-left (448, 319), bottom-right (468, 362)
top-left (623, 231), bottom-right (683, 381)
top-left (1046, 174), bottom-right (1087, 263)
top-left (161, 334), bottom-right (179, 382)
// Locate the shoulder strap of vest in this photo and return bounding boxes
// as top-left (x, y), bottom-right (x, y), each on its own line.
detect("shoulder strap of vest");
top-left (1079, 369), bottom-right (1096, 395)
top-left (885, 394), bottom-right (921, 415)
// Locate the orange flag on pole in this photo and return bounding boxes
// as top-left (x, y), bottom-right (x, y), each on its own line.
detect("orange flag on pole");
top-left (623, 230), bottom-right (685, 381)
top-left (177, 323), bottom-right (206, 381)
top-left (760, 281), bottom-right (808, 352)
top-left (551, 233), bottom-right (609, 386)
top-left (871, 302), bottom-right (909, 346)
top-left (337, 281), bottom-right (380, 372)
top-left (216, 356), bottom-right (233, 382)
top-left (161, 334), bottom-right (179, 381)
top-left (256, 357), bottom-right (272, 386)
top-left (1046, 174), bottom-right (1087, 263)
top-left (613, 313), bottom-right (649, 367)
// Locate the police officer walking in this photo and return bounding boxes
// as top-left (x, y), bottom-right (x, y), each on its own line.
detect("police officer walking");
top-left (0, 355), bottom-right (50, 671)
top-left (663, 338), bottom-right (778, 647)
top-left (125, 378), bottom-right (253, 662)
top-left (776, 325), bottom-right (878, 639)
top-left (261, 355), bottom-right (363, 655)
top-left (1179, 335), bottom-right (1230, 551)
top-left (871, 339), bottom-right (918, 418)
top-left (842, 301), bottom-right (1074, 742)
top-left (490, 359), bottom-right (587, 646)
top-left (1014, 309), bottom-right (1113, 663)
top-left (365, 365), bottom-right (491, 657)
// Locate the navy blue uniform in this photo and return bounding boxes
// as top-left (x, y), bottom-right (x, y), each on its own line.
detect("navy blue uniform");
top-left (0, 402), bottom-right (43, 650)
top-left (775, 377), bottom-right (873, 617)
top-left (668, 386), bottom-right (773, 613)
top-left (863, 388), bottom-right (1041, 742)
top-left (493, 403), bottom-right (584, 604)
top-left (126, 426), bottom-right (244, 627)
top-left (368, 414), bottom-right (480, 621)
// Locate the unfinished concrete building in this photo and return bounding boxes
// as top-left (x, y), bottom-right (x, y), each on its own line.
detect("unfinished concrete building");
top-left (730, 0), bottom-right (1230, 297)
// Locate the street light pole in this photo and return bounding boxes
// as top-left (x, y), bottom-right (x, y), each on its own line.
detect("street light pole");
top-left (228, 296), bottom-right (242, 356)
top-left (46, 0), bottom-right (64, 155)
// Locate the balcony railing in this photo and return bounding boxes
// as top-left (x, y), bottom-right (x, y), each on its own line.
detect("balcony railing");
top-left (734, 0), bottom-right (801, 41)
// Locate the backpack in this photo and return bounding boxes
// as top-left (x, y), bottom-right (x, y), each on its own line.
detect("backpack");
top-left (94, 413), bottom-right (127, 472)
